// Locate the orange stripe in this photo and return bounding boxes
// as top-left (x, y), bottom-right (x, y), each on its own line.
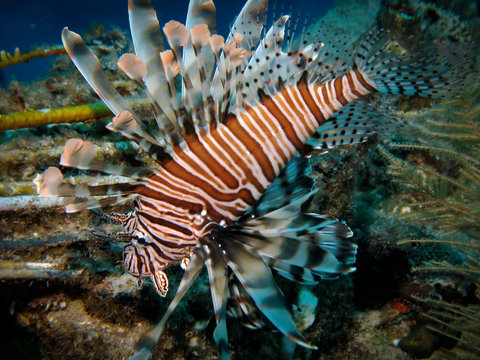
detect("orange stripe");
top-left (184, 133), bottom-right (240, 189)
top-left (353, 69), bottom-right (376, 92)
top-left (258, 90), bottom-right (304, 150)
top-left (289, 87), bottom-right (316, 132)
top-left (210, 122), bottom-right (264, 195)
top-left (334, 78), bottom-right (348, 105)
top-left (228, 113), bottom-right (276, 183)
top-left (244, 105), bottom-right (289, 164)
top-left (296, 74), bottom-right (325, 125)
top-left (346, 72), bottom-right (363, 97)
top-left (320, 83), bottom-right (335, 114)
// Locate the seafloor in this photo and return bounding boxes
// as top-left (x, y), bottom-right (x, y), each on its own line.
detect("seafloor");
top-left (0, 0), bottom-right (479, 359)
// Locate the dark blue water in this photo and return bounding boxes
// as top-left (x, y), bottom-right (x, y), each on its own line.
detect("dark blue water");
top-left (0, 0), bottom-right (333, 84)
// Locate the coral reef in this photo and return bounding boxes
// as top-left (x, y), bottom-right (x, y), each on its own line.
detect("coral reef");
top-left (381, 84), bottom-right (480, 357)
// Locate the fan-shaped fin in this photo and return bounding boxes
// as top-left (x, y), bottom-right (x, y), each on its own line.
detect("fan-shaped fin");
top-left (246, 155), bottom-right (313, 218)
top-left (217, 236), bottom-right (315, 349)
top-left (118, 53), bottom-right (147, 84)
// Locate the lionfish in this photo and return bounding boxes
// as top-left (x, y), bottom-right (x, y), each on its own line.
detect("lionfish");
top-left (38, 0), bottom-right (469, 358)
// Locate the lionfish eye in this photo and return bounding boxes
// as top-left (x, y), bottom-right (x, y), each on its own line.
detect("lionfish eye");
top-left (132, 235), bottom-right (148, 245)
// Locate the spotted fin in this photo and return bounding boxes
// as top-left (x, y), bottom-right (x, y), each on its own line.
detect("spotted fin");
top-left (306, 100), bottom-right (405, 150)
top-left (355, 29), bottom-right (474, 97)
top-left (226, 0), bottom-right (268, 52)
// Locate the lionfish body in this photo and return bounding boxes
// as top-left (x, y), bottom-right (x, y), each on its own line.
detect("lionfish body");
top-left (39, 0), bottom-right (469, 358)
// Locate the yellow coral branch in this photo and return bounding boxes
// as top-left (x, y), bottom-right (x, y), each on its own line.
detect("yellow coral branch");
top-left (0, 45), bottom-right (66, 69)
top-left (0, 103), bottom-right (113, 131)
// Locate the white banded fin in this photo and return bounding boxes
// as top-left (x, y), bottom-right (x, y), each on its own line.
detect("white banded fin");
top-left (118, 53), bottom-right (147, 83)
top-left (163, 20), bottom-right (189, 48)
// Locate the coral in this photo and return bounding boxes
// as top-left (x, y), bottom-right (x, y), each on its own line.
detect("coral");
top-left (0, 102), bottom-right (113, 131)
top-left (381, 84), bottom-right (480, 357)
top-left (0, 45), bottom-right (66, 69)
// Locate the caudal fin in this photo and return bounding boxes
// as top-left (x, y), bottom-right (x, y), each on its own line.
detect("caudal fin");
top-left (355, 29), bottom-right (474, 98)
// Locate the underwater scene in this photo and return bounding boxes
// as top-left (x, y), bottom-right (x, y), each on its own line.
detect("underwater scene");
top-left (0, 0), bottom-right (479, 359)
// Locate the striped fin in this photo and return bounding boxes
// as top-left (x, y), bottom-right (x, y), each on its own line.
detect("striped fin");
top-left (162, 21), bottom-right (207, 134)
top-left (231, 190), bottom-right (356, 280)
top-left (130, 245), bottom-right (207, 360)
top-left (210, 0), bottom-right (267, 108)
top-left (245, 155), bottom-right (313, 219)
top-left (226, 275), bottom-right (265, 329)
top-left (61, 28), bottom-right (132, 117)
top-left (39, 167), bottom-right (138, 198)
top-left (355, 29), bottom-right (474, 97)
top-left (59, 138), bottom-right (151, 178)
top-left (227, 215), bottom-right (355, 278)
top-left (216, 234), bottom-right (315, 349)
top-left (183, 0), bottom-right (216, 91)
top-left (203, 238), bottom-right (230, 359)
top-left (39, 167), bottom-right (139, 213)
top-left (185, 0), bottom-right (216, 33)
top-left (127, 0), bottom-right (181, 138)
top-left (266, 259), bottom-right (320, 285)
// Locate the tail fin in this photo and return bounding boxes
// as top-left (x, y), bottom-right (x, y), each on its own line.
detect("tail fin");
top-left (355, 29), bottom-right (474, 98)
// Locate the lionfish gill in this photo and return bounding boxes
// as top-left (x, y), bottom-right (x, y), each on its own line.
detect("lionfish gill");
top-left (38, 0), bottom-right (470, 358)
